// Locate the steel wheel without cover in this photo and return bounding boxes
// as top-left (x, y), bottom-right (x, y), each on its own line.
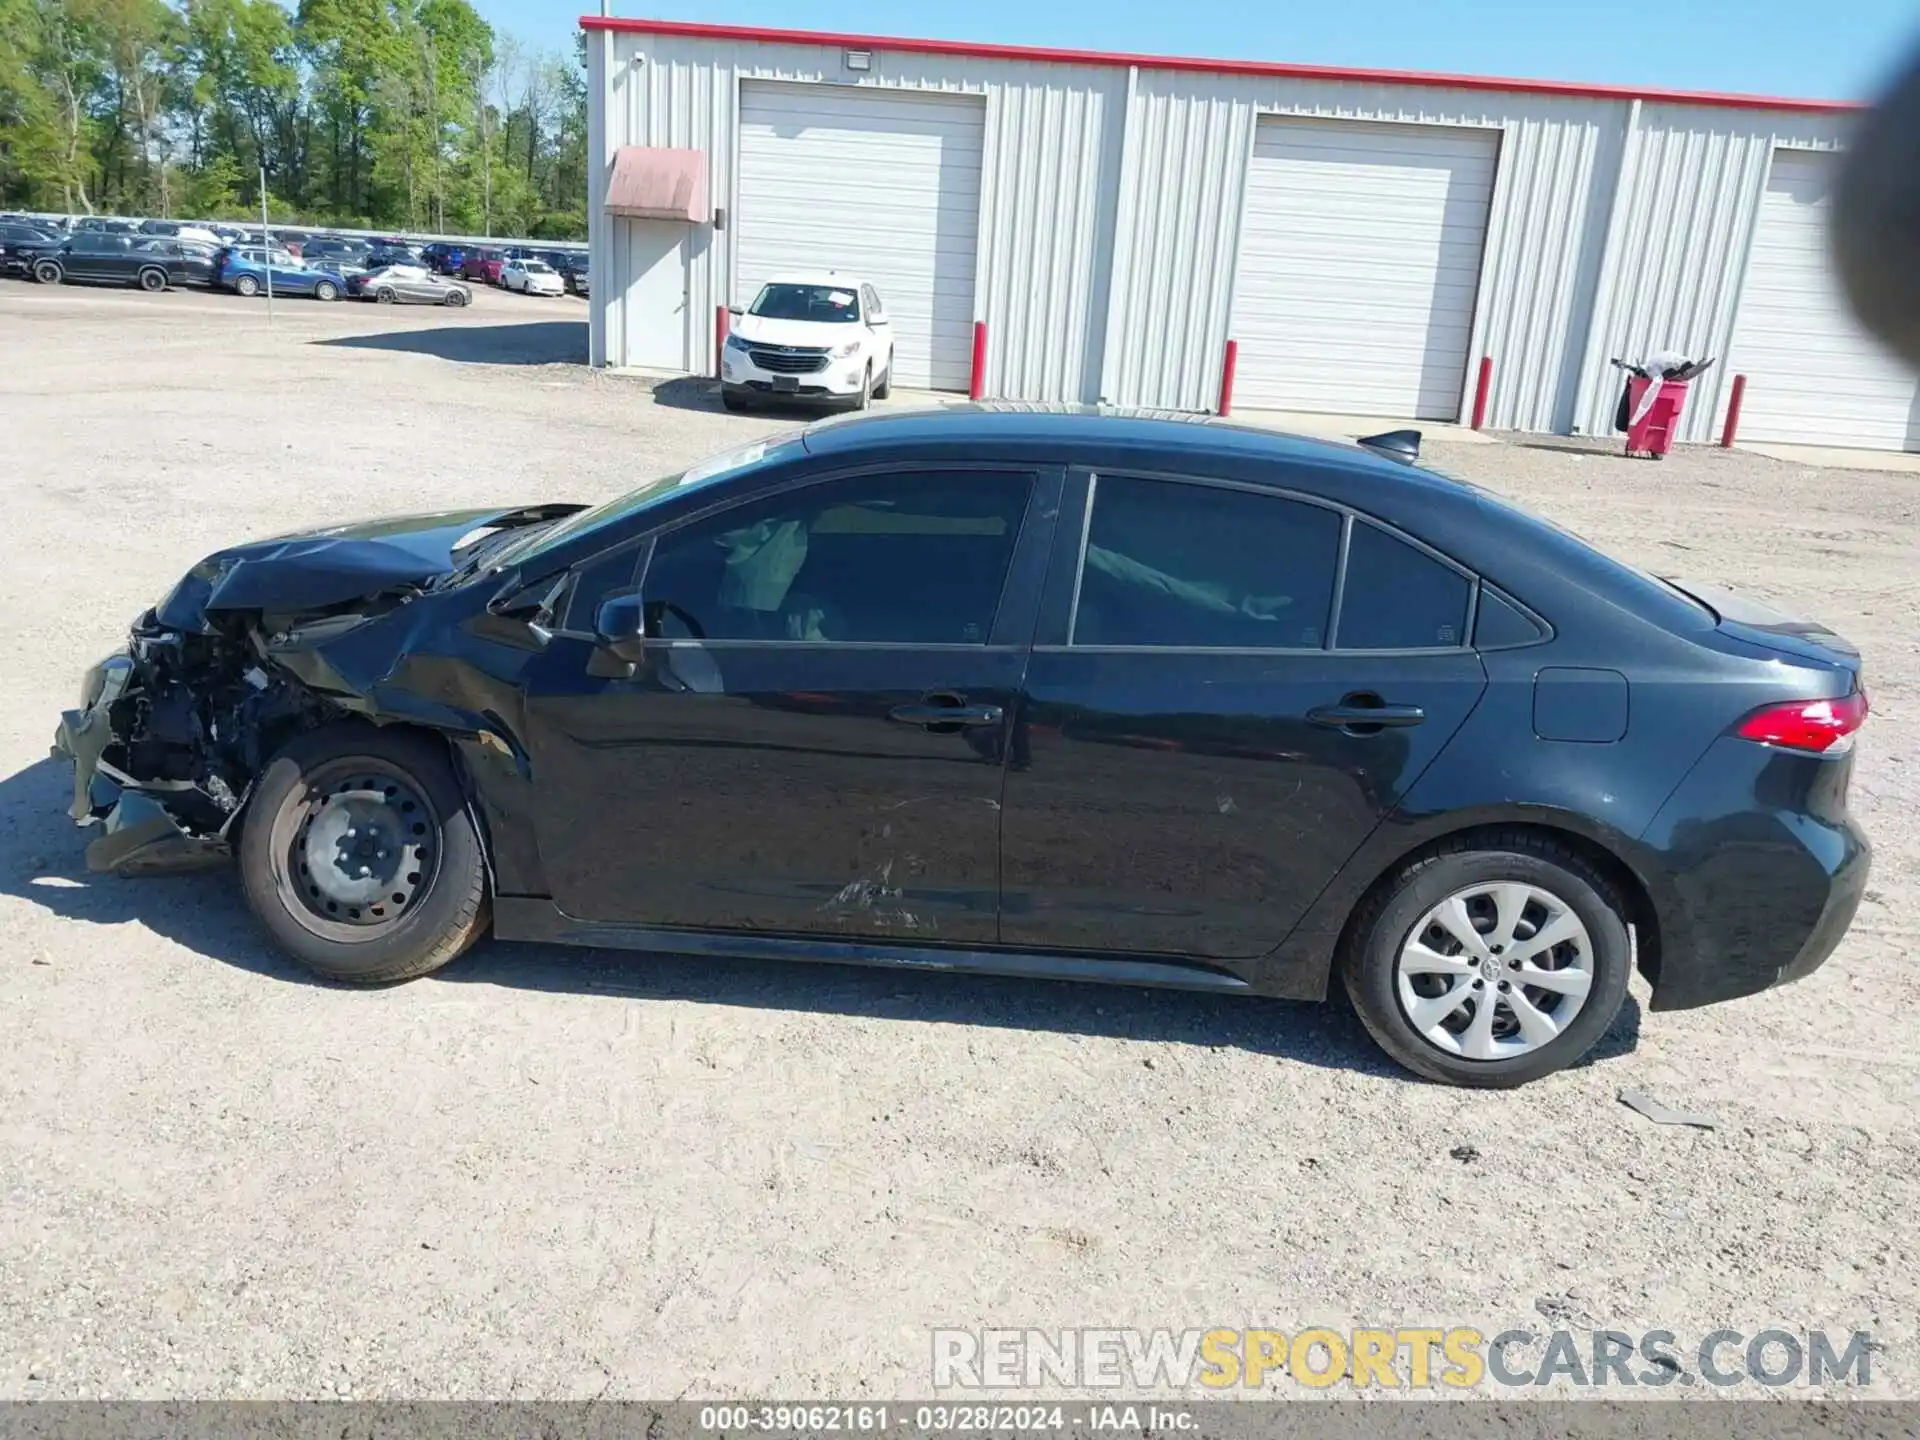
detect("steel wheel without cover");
top-left (1396, 881), bottom-right (1595, 1061)
top-left (281, 759), bottom-right (440, 936)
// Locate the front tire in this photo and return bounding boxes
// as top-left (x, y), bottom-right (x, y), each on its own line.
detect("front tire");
top-left (1340, 832), bottom-right (1631, 1088)
top-left (234, 273), bottom-right (260, 298)
top-left (853, 363), bottom-right (872, 411)
top-left (33, 259), bottom-right (62, 285)
top-left (238, 725), bottom-right (490, 984)
top-left (444, 289), bottom-right (467, 307)
top-left (375, 287), bottom-right (396, 304)
top-left (873, 356), bottom-right (893, 400)
top-left (137, 267), bottom-right (167, 292)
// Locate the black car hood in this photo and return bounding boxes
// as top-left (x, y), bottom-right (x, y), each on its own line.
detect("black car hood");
top-left (154, 504), bottom-right (585, 630)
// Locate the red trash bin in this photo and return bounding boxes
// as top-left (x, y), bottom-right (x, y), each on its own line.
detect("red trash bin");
top-left (1624, 376), bottom-right (1690, 459)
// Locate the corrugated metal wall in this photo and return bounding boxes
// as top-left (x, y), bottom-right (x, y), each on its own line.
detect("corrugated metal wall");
top-left (1100, 69), bottom-right (1626, 429)
top-left (599, 30), bottom-right (1124, 399)
top-left (1570, 105), bottom-right (1853, 442)
top-left (591, 26), bottom-right (1855, 437)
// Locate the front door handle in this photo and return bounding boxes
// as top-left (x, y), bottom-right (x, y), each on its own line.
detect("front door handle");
top-left (889, 703), bottom-right (1004, 730)
top-left (1308, 695), bottom-right (1426, 732)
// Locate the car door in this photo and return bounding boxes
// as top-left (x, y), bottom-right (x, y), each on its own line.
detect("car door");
top-left (515, 464), bottom-right (1061, 943)
top-left (998, 469), bottom-right (1488, 967)
top-left (65, 236), bottom-right (118, 281)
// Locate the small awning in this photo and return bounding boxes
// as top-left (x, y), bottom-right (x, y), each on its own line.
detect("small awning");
top-left (604, 146), bottom-right (709, 222)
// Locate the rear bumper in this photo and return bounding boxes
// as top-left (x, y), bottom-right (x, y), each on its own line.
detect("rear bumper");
top-left (1637, 736), bottom-right (1870, 1011)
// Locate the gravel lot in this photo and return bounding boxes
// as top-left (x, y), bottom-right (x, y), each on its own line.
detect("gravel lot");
top-left (1, 283), bottom-right (1916, 1401)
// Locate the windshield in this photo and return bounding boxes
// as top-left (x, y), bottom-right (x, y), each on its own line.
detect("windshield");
top-left (524, 261), bottom-right (553, 273)
top-left (748, 283), bottom-right (860, 324)
top-left (492, 435), bottom-right (809, 569)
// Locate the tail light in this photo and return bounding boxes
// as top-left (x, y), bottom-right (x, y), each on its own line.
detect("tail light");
top-left (1733, 691), bottom-right (1869, 754)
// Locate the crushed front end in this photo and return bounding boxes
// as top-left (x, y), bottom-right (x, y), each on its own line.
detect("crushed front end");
top-left (53, 613), bottom-right (338, 875)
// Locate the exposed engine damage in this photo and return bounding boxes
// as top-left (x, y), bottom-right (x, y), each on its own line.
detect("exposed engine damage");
top-left (52, 504), bottom-right (582, 876)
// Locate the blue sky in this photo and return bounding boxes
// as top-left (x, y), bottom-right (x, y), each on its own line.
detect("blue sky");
top-left (493, 0), bottom-right (1913, 101)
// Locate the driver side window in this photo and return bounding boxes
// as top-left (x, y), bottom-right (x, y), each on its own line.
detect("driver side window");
top-left (640, 471), bottom-right (1032, 644)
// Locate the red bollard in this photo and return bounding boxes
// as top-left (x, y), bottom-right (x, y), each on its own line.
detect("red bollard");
top-left (1470, 355), bottom-right (1494, 430)
top-left (1720, 373), bottom-right (1747, 448)
top-left (969, 321), bottom-right (988, 401)
top-left (714, 305), bottom-right (729, 380)
top-left (1218, 340), bottom-right (1239, 417)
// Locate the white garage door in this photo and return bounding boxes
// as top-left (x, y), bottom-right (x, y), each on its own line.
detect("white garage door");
top-left (735, 82), bottom-right (985, 391)
top-left (1729, 150), bottom-right (1919, 450)
top-left (1230, 118), bottom-right (1498, 419)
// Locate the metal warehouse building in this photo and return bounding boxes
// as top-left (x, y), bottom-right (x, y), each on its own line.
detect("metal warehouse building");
top-left (582, 17), bottom-right (1905, 450)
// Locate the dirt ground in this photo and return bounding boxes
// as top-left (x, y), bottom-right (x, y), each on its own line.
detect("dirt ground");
top-left (1, 283), bottom-right (1916, 1401)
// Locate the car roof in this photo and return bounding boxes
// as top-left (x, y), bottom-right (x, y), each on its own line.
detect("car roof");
top-left (798, 404), bottom-right (1463, 492)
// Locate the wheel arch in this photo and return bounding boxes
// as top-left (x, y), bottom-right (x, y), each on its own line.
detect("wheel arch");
top-left (1263, 809), bottom-right (1668, 1001)
top-left (239, 716), bottom-right (500, 900)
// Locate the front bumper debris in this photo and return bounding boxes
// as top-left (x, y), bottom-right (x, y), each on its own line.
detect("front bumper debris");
top-left (51, 652), bottom-right (232, 876)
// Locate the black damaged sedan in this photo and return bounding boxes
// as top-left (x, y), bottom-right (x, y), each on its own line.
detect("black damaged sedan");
top-left (53, 409), bottom-right (1869, 1086)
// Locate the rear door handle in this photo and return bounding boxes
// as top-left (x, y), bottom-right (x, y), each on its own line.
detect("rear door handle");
top-left (1308, 702), bottom-right (1426, 730)
top-left (889, 703), bottom-right (1004, 729)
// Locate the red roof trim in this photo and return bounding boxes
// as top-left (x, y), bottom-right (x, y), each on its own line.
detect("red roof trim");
top-left (579, 16), bottom-right (1856, 114)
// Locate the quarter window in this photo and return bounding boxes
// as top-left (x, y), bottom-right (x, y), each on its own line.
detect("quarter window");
top-left (1335, 522), bottom-right (1473, 650)
top-left (1072, 476), bottom-right (1341, 649)
top-left (641, 470), bottom-right (1032, 644)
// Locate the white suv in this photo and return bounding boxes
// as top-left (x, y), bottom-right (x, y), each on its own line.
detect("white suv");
top-left (722, 273), bottom-right (896, 411)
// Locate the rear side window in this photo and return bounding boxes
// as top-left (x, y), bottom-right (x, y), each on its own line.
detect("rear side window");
top-left (1335, 521), bottom-right (1472, 649)
top-left (1072, 476), bottom-right (1341, 649)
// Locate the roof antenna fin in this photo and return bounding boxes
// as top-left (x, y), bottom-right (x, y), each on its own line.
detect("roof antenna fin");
top-left (1357, 429), bottom-right (1422, 464)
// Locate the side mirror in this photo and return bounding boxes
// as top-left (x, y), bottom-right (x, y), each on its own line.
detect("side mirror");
top-left (727, 305), bottom-right (743, 318)
top-left (595, 590), bottom-right (647, 644)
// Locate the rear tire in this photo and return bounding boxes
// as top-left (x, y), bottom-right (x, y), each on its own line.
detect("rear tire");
top-left (234, 273), bottom-right (260, 298)
top-left (137, 267), bottom-right (167, 292)
top-left (32, 259), bottom-right (61, 285)
top-left (376, 287), bottom-right (396, 304)
top-left (313, 278), bottom-right (340, 302)
top-left (238, 725), bottom-right (490, 985)
top-left (1340, 832), bottom-right (1631, 1088)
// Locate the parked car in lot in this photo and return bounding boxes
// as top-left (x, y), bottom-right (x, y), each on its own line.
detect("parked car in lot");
top-left (349, 263), bottom-right (472, 305)
top-left (721, 273), bottom-right (897, 411)
top-left (218, 247), bottom-right (345, 301)
top-left (29, 234), bottom-right (220, 291)
top-left (72, 216), bottom-right (140, 235)
top-left (501, 256), bottom-right (565, 296)
top-left (0, 221), bottom-right (59, 276)
top-left (138, 219), bottom-right (222, 245)
top-left (421, 242), bottom-right (467, 274)
top-left (300, 237), bottom-right (372, 274)
top-left (557, 253), bottom-right (589, 296)
top-left (461, 248), bottom-right (508, 285)
top-left (50, 409), bottom-right (1871, 1087)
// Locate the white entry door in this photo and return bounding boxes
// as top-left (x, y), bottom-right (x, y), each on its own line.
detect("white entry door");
top-left (620, 219), bottom-right (687, 371)
top-left (734, 81), bottom-right (985, 391)
top-left (1230, 117), bottom-right (1499, 419)
top-left (1727, 149), bottom-right (1919, 451)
